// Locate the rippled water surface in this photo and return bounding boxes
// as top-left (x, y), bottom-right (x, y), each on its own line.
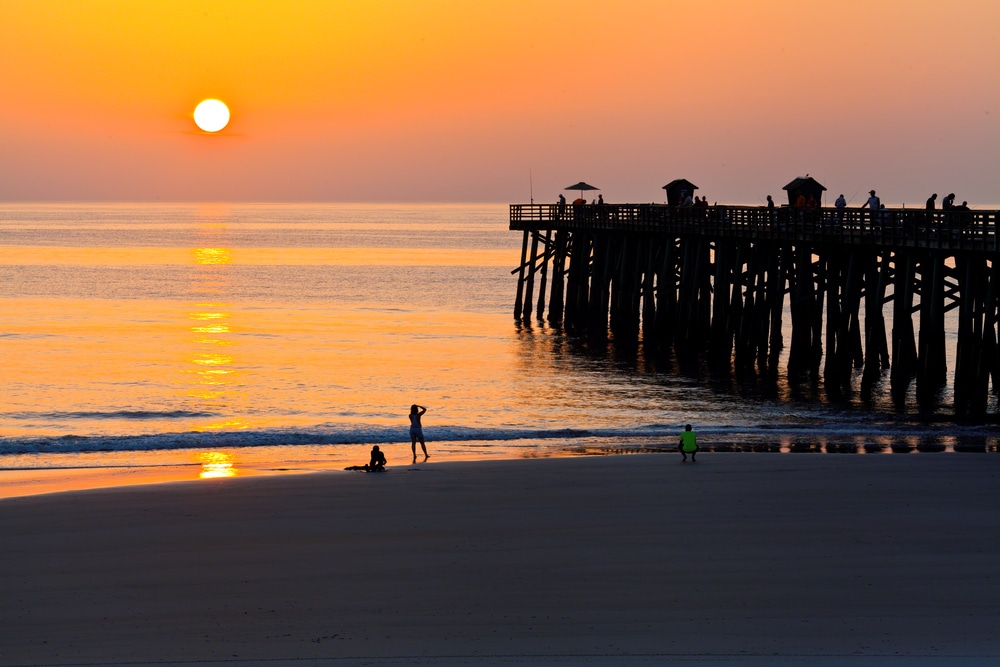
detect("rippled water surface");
top-left (1, 203), bottom-right (995, 494)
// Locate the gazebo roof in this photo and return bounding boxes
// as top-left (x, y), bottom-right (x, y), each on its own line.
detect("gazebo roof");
top-left (782, 176), bottom-right (827, 192)
top-left (662, 179), bottom-right (699, 191)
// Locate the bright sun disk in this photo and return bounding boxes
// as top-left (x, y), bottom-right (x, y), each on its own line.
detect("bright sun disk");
top-left (193, 99), bottom-right (230, 133)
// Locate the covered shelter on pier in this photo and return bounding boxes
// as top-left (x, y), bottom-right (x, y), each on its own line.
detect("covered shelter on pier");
top-left (663, 179), bottom-right (698, 206)
top-left (782, 175), bottom-right (827, 207)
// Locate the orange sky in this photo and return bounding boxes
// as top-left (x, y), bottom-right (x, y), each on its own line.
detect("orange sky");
top-left (1, 0), bottom-right (997, 204)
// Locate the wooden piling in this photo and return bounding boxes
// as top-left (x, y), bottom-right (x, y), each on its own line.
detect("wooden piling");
top-left (521, 231), bottom-right (541, 321)
top-left (513, 230), bottom-right (529, 320)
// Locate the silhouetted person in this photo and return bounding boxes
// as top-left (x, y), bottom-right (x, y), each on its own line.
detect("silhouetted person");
top-left (368, 445), bottom-right (386, 471)
top-left (835, 194), bottom-right (846, 223)
top-left (877, 203), bottom-right (890, 229)
top-left (345, 445), bottom-right (387, 472)
top-left (679, 424), bottom-right (698, 462)
top-left (926, 193), bottom-right (937, 210)
top-left (862, 190), bottom-right (880, 211)
top-left (942, 193), bottom-right (956, 210)
top-left (557, 193), bottom-right (566, 217)
top-left (766, 195), bottom-right (775, 209)
top-left (861, 190), bottom-right (880, 226)
top-left (409, 404), bottom-right (428, 461)
top-left (597, 194), bottom-right (604, 205)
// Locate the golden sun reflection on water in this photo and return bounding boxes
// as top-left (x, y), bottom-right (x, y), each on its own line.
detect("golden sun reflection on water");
top-left (190, 311), bottom-right (228, 320)
top-left (194, 247), bottom-right (232, 265)
top-left (198, 451), bottom-right (238, 479)
top-left (192, 323), bottom-right (231, 338)
top-left (196, 419), bottom-right (250, 431)
top-left (187, 309), bottom-right (235, 388)
top-left (186, 237), bottom-right (252, 432)
top-left (193, 353), bottom-right (234, 366)
top-left (186, 294), bottom-right (241, 425)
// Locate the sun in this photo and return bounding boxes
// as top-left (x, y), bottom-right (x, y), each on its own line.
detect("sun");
top-left (193, 99), bottom-right (230, 133)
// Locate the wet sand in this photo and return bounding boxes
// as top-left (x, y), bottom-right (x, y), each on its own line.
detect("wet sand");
top-left (1, 453), bottom-right (998, 666)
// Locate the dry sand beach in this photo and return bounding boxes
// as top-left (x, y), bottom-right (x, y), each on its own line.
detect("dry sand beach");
top-left (1, 453), bottom-right (998, 667)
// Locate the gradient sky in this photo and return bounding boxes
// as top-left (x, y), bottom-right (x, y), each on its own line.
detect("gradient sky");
top-left (1, 0), bottom-right (997, 204)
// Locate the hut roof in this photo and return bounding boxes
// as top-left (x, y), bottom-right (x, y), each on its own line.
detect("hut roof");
top-left (662, 179), bottom-right (698, 191)
top-left (782, 176), bottom-right (827, 192)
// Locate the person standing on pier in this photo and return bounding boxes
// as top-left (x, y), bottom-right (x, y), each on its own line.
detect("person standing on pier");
top-left (766, 195), bottom-right (777, 228)
top-left (835, 194), bottom-right (847, 225)
top-left (409, 404), bottom-right (429, 462)
top-left (679, 424), bottom-right (698, 462)
top-left (862, 190), bottom-right (880, 211)
top-left (861, 190), bottom-right (880, 227)
top-left (926, 193), bottom-right (937, 210)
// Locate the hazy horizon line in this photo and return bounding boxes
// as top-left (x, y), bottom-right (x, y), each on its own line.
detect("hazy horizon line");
top-left (3, 199), bottom-right (999, 209)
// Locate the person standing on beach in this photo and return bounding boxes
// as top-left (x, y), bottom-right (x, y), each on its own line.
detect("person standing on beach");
top-left (679, 424), bottom-right (698, 462)
top-left (409, 404), bottom-right (428, 461)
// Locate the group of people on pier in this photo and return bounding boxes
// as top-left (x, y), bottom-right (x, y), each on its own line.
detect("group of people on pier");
top-left (925, 192), bottom-right (971, 212)
top-left (557, 189), bottom-right (975, 212)
top-left (546, 187), bottom-right (983, 240)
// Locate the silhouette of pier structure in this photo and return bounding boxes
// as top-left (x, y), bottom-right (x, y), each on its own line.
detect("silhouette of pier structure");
top-left (510, 202), bottom-right (1000, 417)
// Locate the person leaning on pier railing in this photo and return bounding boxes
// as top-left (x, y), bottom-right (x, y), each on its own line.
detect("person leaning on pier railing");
top-left (860, 190), bottom-right (880, 224)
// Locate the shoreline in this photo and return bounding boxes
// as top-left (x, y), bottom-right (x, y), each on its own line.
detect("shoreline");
top-left (1, 440), bottom-right (998, 500)
top-left (1, 454), bottom-right (998, 665)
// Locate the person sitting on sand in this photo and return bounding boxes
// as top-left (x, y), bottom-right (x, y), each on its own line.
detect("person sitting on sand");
top-left (679, 424), bottom-right (698, 462)
top-left (409, 404), bottom-right (429, 461)
top-left (344, 445), bottom-right (387, 472)
top-left (368, 445), bottom-right (387, 471)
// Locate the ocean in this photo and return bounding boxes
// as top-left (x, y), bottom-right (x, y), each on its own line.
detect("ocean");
top-left (1, 203), bottom-right (995, 496)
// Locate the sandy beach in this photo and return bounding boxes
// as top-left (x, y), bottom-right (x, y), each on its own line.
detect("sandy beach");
top-left (1, 453), bottom-right (998, 666)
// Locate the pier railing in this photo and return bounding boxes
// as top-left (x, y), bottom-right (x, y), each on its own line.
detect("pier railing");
top-left (510, 203), bottom-right (1000, 253)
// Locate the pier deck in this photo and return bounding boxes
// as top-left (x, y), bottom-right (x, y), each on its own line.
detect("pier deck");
top-left (510, 203), bottom-right (1000, 252)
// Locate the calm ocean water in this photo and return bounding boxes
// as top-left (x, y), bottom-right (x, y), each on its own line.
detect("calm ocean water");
top-left (1, 203), bottom-right (995, 491)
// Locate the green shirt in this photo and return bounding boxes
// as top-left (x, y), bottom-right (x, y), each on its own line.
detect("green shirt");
top-left (680, 430), bottom-right (698, 452)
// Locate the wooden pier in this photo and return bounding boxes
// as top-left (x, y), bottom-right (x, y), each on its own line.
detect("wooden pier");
top-left (510, 203), bottom-right (1000, 417)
